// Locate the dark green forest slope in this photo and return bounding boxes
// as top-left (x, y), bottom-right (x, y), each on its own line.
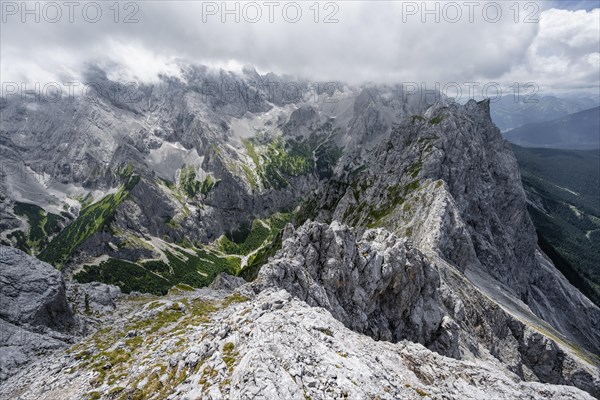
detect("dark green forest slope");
top-left (513, 145), bottom-right (600, 306)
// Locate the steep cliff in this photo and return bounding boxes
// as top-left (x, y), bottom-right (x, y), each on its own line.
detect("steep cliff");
top-left (1, 65), bottom-right (599, 398)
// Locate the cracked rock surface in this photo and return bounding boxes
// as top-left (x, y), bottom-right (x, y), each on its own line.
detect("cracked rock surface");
top-left (0, 287), bottom-right (595, 400)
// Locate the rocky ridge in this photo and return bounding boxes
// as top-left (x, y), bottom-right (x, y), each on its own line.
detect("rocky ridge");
top-left (255, 221), bottom-right (600, 397)
top-left (1, 65), bottom-right (600, 399)
top-left (0, 280), bottom-right (595, 400)
top-left (1, 221), bottom-right (599, 398)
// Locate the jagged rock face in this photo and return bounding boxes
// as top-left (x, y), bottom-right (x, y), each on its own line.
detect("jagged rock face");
top-left (308, 98), bottom-right (600, 359)
top-left (254, 222), bottom-right (600, 397)
top-left (254, 221), bottom-right (445, 346)
top-left (0, 319), bottom-right (68, 382)
top-left (0, 246), bottom-right (121, 382)
top-left (209, 272), bottom-right (246, 291)
top-left (0, 246), bottom-right (75, 381)
top-left (0, 287), bottom-right (596, 400)
top-left (0, 65), bottom-right (326, 269)
top-left (0, 246), bottom-right (74, 332)
top-left (328, 99), bottom-right (534, 294)
top-left (67, 282), bottom-right (121, 317)
top-left (424, 100), bottom-right (537, 295)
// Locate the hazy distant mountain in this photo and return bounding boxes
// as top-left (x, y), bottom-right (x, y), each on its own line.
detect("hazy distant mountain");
top-left (503, 107), bottom-right (600, 149)
top-left (490, 94), bottom-right (599, 131)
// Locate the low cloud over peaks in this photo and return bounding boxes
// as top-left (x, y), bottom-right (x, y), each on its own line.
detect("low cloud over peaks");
top-left (1, 1), bottom-right (598, 94)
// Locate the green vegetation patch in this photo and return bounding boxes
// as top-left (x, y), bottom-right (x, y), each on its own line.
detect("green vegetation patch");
top-left (39, 174), bottom-right (140, 269)
top-left (219, 220), bottom-right (270, 256)
top-left (513, 145), bottom-right (600, 306)
top-left (243, 137), bottom-right (311, 189)
top-left (242, 126), bottom-right (342, 189)
top-left (219, 213), bottom-right (291, 256)
top-left (8, 202), bottom-right (64, 254)
top-left (179, 165), bottom-right (201, 198)
top-left (429, 115), bottom-right (444, 125)
top-left (411, 115), bottom-right (426, 124)
top-left (240, 228), bottom-right (285, 282)
top-left (367, 181), bottom-right (420, 227)
top-left (200, 175), bottom-right (219, 195)
top-left (75, 247), bottom-right (240, 296)
top-left (222, 342), bottom-right (239, 371)
top-left (69, 297), bottom-right (227, 396)
top-left (74, 211), bottom-right (289, 295)
top-left (286, 128), bottom-right (343, 180)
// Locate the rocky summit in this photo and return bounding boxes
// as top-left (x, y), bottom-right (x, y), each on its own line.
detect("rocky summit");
top-left (1, 65), bottom-right (599, 399)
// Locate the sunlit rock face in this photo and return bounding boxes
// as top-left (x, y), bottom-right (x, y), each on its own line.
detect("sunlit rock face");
top-left (0, 66), bottom-right (599, 398)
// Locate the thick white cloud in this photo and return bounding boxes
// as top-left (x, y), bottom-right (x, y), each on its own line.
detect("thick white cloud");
top-left (0, 1), bottom-right (598, 94)
top-left (503, 8), bottom-right (600, 92)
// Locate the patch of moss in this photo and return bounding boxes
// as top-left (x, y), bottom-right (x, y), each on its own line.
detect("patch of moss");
top-left (187, 298), bottom-right (219, 323)
top-left (127, 307), bottom-right (184, 335)
top-left (164, 216), bottom-right (180, 229)
top-left (158, 177), bottom-right (176, 191)
top-left (223, 293), bottom-right (250, 307)
top-left (368, 185), bottom-right (405, 225)
top-left (174, 283), bottom-right (195, 291)
top-left (179, 165), bottom-right (200, 198)
top-left (367, 180), bottom-right (422, 227)
top-left (411, 115), bottom-right (426, 123)
top-left (199, 365), bottom-right (219, 389)
top-left (241, 164), bottom-right (259, 189)
top-left (200, 175), bottom-right (219, 195)
top-left (315, 327), bottom-right (333, 337)
top-left (118, 163), bottom-right (135, 179)
top-left (125, 336), bottom-right (143, 348)
top-left (222, 342), bottom-right (238, 371)
top-left (429, 115), bottom-right (444, 125)
top-left (407, 161), bottom-right (423, 179)
top-left (109, 387), bottom-right (125, 396)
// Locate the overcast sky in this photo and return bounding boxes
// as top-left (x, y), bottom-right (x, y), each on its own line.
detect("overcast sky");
top-left (1, 0), bottom-right (599, 95)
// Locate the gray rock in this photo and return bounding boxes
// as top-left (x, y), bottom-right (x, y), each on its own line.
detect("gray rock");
top-left (0, 246), bottom-right (77, 381)
top-left (1, 288), bottom-right (595, 400)
top-left (67, 281), bottom-right (121, 316)
top-left (0, 246), bottom-right (74, 332)
top-left (254, 221), bottom-right (600, 397)
top-left (1, 65), bottom-right (599, 399)
top-left (209, 273), bottom-right (246, 291)
top-left (254, 221), bottom-right (445, 346)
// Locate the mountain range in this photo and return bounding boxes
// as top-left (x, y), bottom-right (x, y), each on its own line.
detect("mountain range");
top-left (504, 107), bottom-right (600, 150)
top-left (490, 94), bottom-right (599, 132)
top-left (1, 65), bottom-right (599, 399)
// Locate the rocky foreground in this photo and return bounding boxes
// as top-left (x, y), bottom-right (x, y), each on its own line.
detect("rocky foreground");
top-left (1, 221), bottom-right (599, 399)
top-left (1, 289), bottom-right (593, 400)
